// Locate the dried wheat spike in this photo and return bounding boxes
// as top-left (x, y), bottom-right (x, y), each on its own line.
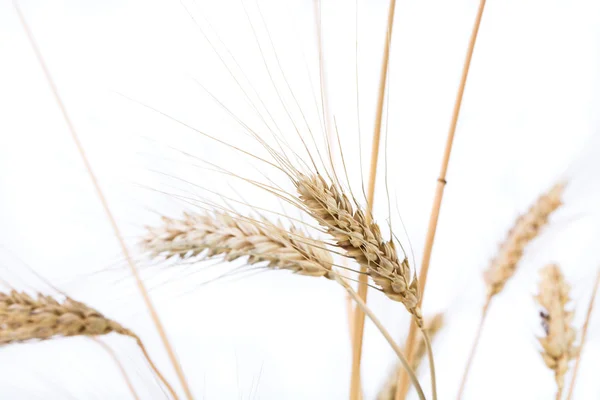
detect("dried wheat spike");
top-left (535, 264), bottom-right (577, 395)
top-left (0, 291), bottom-right (135, 344)
top-left (143, 211), bottom-right (334, 279)
top-left (377, 313), bottom-right (444, 400)
top-left (296, 173), bottom-right (421, 322)
top-left (484, 183), bottom-right (565, 300)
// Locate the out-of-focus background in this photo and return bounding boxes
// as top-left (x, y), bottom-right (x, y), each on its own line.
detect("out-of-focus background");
top-left (1, 0), bottom-right (600, 398)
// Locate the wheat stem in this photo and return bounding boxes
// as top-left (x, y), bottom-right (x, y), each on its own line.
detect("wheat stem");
top-left (566, 267), bottom-right (600, 399)
top-left (134, 336), bottom-right (179, 400)
top-left (94, 338), bottom-right (141, 400)
top-left (396, 2), bottom-right (487, 398)
top-left (336, 276), bottom-right (425, 400)
top-left (350, 0), bottom-right (397, 397)
top-left (422, 329), bottom-right (437, 400)
top-left (14, 6), bottom-right (193, 399)
top-left (456, 297), bottom-right (491, 399)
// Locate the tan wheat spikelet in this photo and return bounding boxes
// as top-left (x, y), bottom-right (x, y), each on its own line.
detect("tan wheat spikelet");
top-left (535, 264), bottom-right (577, 397)
top-left (295, 173), bottom-right (421, 323)
top-left (0, 290), bottom-right (135, 344)
top-left (0, 290), bottom-right (178, 399)
top-left (143, 211), bottom-right (334, 279)
top-left (484, 182), bottom-right (565, 300)
top-left (377, 313), bottom-right (444, 400)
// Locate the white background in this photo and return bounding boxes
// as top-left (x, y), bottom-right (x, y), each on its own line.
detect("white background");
top-left (1, 0), bottom-right (600, 399)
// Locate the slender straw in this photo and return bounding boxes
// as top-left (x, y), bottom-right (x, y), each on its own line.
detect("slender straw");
top-left (456, 297), bottom-right (491, 399)
top-left (422, 330), bottom-right (437, 400)
top-left (566, 268), bottom-right (600, 400)
top-left (94, 339), bottom-right (141, 400)
top-left (336, 276), bottom-right (425, 400)
top-left (349, 1), bottom-right (397, 399)
top-left (14, 5), bottom-right (193, 399)
top-left (395, 2), bottom-right (487, 399)
top-left (134, 336), bottom-right (180, 400)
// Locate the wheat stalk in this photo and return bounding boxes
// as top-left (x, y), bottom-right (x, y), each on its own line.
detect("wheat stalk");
top-left (94, 338), bottom-right (141, 400)
top-left (0, 290), bottom-right (177, 399)
top-left (397, 2), bottom-right (488, 398)
top-left (378, 313), bottom-right (444, 400)
top-left (456, 182), bottom-right (566, 399)
top-left (14, 5), bottom-right (192, 398)
top-left (566, 267), bottom-right (600, 399)
top-left (536, 265), bottom-right (578, 399)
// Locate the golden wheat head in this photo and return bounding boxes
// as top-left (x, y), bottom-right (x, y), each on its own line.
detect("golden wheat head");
top-left (295, 173), bottom-right (421, 323)
top-left (0, 291), bottom-right (134, 344)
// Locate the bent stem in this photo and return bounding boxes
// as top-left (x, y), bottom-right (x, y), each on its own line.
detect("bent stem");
top-left (134, 336), bottom-right (180, 400)
top-left (422, 329), bottom-right (437, 400)
top-left (14, 4), bottom-right (193, 399)
top-left (396, 1), bottom-right (487, 399)
top-left (566, 267), bottom-right (600, 400)
top-left (335, 276), bottom-right (425, 400)
top-left (456, 297), bottom-right (491, 400)
top-left (94, 338), bottom-right (141, 400)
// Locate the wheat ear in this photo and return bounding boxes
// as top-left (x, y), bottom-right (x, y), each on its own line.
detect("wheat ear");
top-left (0, 291), bottom-right (177, 399)
top-left (378, 313), bottom-right (444, 400)
top-left (456, 182), bottom-right (565, 399)
top-left (536, 265), bottom-right (578, 400)
top-left (144, 211), bottom-right (426, 399)
top-left (566, 267), bottom-right (600, 399)
top-left (295, 173), bottom-right (435, 398)
top-left (143, 211), bottom-right (334, 279)
top-left (296, 174), bottom-right (421, 321)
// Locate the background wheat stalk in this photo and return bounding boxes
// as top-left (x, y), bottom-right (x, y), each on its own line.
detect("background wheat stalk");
top-left (535, 265), bottom-right (578, 400)
top-left (14, 5), bottom-right (193, 399)
top-left (456, 182), bottom-right (565, 398)
top-left (0, 290), bottom-right (177, 399)
top-left (566, 267), bottom-right (600, 399)
top-left (396, 1), bottom-right (488, 398)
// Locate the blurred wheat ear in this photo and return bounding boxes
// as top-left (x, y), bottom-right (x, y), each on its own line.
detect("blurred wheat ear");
top-left (0, 290), bottom-right (177, 399)
top-left (535, 265), bottom-right (578, 400)
top-left (457, 182), bottom-right (566, 398)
